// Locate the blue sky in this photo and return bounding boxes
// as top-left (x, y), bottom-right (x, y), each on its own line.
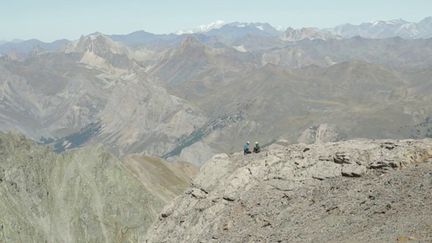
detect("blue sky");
top-left (1, 0), bottom-right (431, 41)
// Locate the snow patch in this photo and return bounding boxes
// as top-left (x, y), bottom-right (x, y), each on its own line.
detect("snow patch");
top-left (62, 140), bottom-right (72, 149)
top-left (276, 25), bottom-right (285, 31)
top-left (372, 21), bottom-right (380, 26)
top-left (233, 45), bottom-right (247, 53)
top-left (176, 20), bottom-right (225, 34)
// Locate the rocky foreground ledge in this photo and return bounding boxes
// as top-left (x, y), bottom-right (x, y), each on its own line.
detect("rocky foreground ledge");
top-left (146, 139), bottom-right (432, 242)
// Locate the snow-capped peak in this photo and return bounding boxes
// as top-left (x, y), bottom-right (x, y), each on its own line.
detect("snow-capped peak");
top-left (370, 19), bottom-right (407, 26)
top-left (176, 20), bottom-right (226, 35)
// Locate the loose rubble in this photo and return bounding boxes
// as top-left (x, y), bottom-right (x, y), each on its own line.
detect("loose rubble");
top-left (146, 139), bottom-right (432, 242)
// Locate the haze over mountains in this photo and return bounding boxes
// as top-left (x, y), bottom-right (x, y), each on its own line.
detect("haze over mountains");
top-left (1, 14), bottom-right (432, 242)
top-left (2, 16), bottom-right (432, 56)
top-left (0, 16), bottom-right (432, 165)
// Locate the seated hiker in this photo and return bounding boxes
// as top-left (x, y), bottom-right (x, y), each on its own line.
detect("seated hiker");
top-left (243, 141), bottom-right (251, 154)
top-left (253, 141), bottom-right (261, 153)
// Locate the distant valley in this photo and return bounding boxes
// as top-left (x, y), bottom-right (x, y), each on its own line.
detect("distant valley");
top-left (0, 17), bottom-right (432, 165)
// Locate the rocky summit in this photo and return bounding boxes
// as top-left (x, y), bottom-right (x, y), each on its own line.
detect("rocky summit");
top-left (146, 139), bottom-right (432, 242)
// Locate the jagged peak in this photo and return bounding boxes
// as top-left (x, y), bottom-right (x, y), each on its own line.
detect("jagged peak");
top-left (176, 21), bottom-right (280, 35)
top-left (65, 32), bottom-right (124, 54)
top-left (282, 27), bottom-right (340, 41)
top-left (179, 35), bottom-right (205, 49)
top-left (176, 20), bottom-right (226, 35)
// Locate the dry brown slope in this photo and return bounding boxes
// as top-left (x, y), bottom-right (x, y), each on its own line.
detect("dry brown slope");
top-left (124, 154), bottom-right (198, 203)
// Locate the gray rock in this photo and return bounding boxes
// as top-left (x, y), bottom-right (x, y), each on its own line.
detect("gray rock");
top-left (310, 161), bottom-right (341, 180)
top-left (146, 138), bottom-right (432, 243)
top-left (341, 164), bottom-right (367, 177)
top-left (298, 124), bottom-right (345, 144)
top-left (333, 151), bottom-right (352, 164)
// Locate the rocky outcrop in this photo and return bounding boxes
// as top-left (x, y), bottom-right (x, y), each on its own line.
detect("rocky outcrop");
top-left (282, 27), bottom-right (340, 42)
top-left (146, 139), bottom-right (432, 242)
top-left (97, 74), bottom-right (207, 157)
top-left (297, 123), bottom-right (345, 144)
top-left (0, 132), bottom-right (193, 242)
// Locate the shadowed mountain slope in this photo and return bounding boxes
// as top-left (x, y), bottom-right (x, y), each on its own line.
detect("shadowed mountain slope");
top-left (0, 132), bottom-right (196, 242)
top-left (1, 33), bottom-right (432, 165)
top-left (167, 61), bottom-right (427, 164)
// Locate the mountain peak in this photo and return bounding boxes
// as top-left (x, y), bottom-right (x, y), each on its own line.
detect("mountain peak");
top-left (176, 20), bottom-right (226, 35)
top-left (223, 22), bottom-right (280, 33)
top-left (282, 27), bottom-right (339, 41)
top-left (65, 33), bottom-right (124, 54)
top-left (332, 17), bottom-right (431, 38)
top-left (180, 35), bottom-right (204, 49)
top-left (175, 21), bottom-right (281, 38)
top-left (87, 32), bottom-right (104, 38)
top-left (78, 33), bottom-right (112, 46)
top-left (373, 18), bottom-right (408, 26)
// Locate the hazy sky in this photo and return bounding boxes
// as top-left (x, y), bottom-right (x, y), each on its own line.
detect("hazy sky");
top-left (1, 0), bottom-right (431, 41)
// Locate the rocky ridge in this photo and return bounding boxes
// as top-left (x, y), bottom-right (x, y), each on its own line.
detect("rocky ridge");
top-left (282, 27), bottom-right (340, 42)
top-left (147, 139), bottom-right (432, 242)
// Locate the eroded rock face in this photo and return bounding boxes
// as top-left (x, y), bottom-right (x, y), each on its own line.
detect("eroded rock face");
top-left (146, 139), bottom-right (432, 242)
top-left (298, 124), bottom-right (345, 144)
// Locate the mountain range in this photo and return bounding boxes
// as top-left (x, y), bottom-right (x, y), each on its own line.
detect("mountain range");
top-left (1, 15), bottom-right (432, 242)
top-left (332, 17), bottom-right (432, 39)
top-left (0, 17), bottom-right (431, 165)
top-left (2, 16), bottom-right (432, 57)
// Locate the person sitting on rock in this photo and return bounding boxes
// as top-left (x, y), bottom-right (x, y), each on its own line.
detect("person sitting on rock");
top-left (244, 141), bottom-right (251, 155)
top-left (253, 141), bottom-right (261, 153)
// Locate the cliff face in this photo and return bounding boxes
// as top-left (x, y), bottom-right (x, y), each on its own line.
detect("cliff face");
top-left (146, 139), bottom-right (432, 242)
top-left (0, 133), bottom-right (194, 243)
